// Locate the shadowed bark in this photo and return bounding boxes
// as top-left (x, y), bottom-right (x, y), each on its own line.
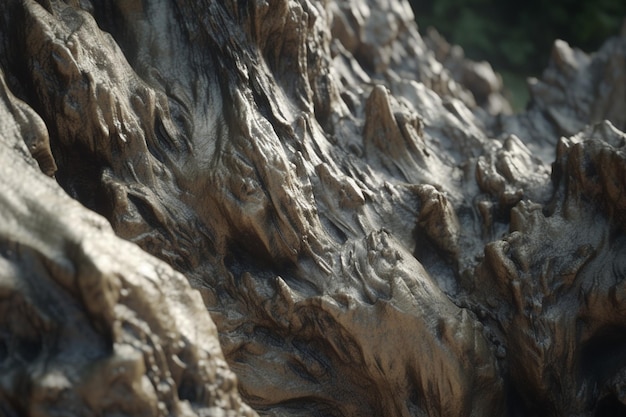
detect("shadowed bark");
top-left (1, 0), bottom-right (626, 416)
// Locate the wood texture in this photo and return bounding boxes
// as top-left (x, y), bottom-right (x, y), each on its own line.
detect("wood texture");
top-left (1, 1), bottom-right (625, 416)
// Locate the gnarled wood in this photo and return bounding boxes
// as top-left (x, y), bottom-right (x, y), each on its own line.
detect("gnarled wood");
top-left (1, 0), bottom-right (626, 416)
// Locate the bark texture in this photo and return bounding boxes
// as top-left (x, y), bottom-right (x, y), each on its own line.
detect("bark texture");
top-left (1, 0), bottom-right (626, 416)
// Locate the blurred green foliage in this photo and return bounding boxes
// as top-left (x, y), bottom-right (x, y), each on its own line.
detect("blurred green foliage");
top-left (411, 0), bottom-right (626, 73)
top-left (410, 0), bottom-right (626, 109)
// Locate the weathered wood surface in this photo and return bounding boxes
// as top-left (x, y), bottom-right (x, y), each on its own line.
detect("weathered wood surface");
top-left (1, 1), bottom-right (626, 416)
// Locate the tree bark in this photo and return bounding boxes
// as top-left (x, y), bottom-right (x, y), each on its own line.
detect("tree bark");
top-left (1, 0), bottom-right (626, 416)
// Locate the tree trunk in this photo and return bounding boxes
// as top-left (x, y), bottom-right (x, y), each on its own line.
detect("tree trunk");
top-left (1, 0), bottom-right (626, 416)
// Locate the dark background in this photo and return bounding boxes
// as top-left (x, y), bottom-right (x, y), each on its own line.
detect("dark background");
top-left (409, 0), bottom-right (626, 110)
